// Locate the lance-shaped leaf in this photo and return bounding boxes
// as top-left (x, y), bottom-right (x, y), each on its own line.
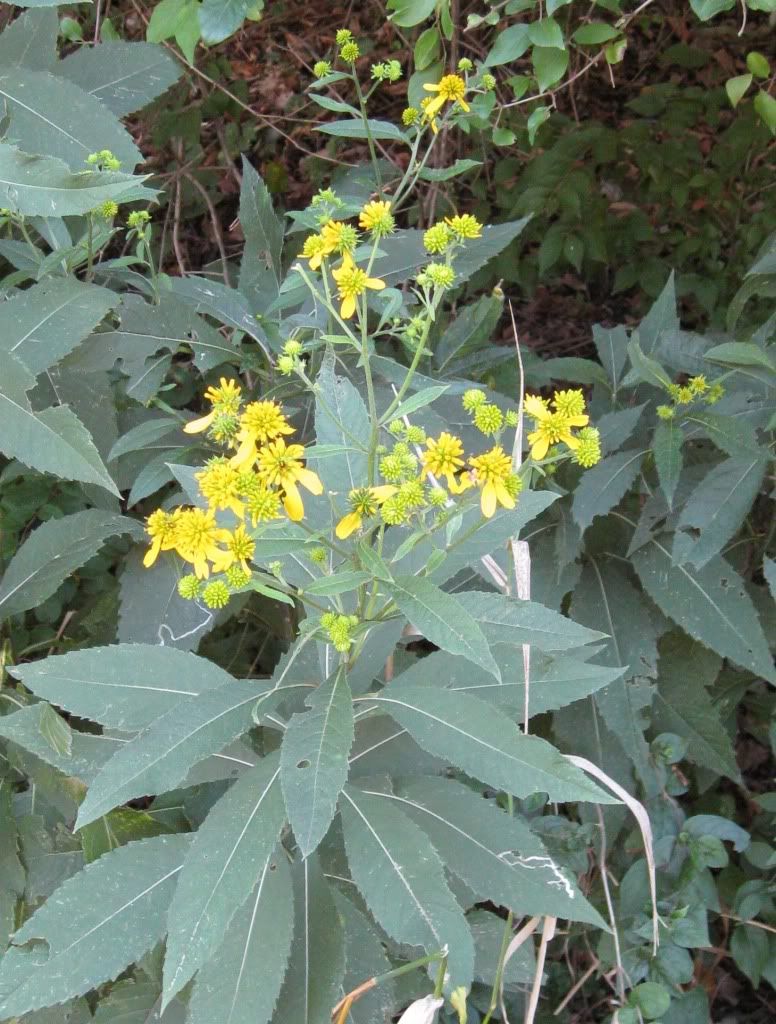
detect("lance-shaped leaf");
top-left (386, 777), bottom-right (606, 926)
top-left (341, 786), bottom-right (474, 990)
top-left (238, 157), bottom-right (283, 307)
top-left (632, 541), bottom-right (776, 684)
top-left (187, 851), bottom-right (294, 1024)
top-left (163, 753), bottom-right (286, 1003)
top-left (0, 834), bottom-right (190, 1019)
top-left (75, 680), bottom-right (275, 828)
top-left (572, 450), bottom-right (646, 530)
top-left (374, 685), bottom-right (614, 804)
top-left (281, 667), bottom-right (353, 857)
top-left (454, 591), bottom-right (604, 651)
top-left (11, 644), bottom-right (234, 732)
top-left (334, 891), bottom-right (396, 1024)
top-left (0, 278), bottom-right (116, 375)
top-left (386, 575), bottom-right (501, 680)
top-left (653, 420), bottom-right (683, 509)
top-left (313, 351), bottom-right (369, 497)
top-left (273, 856), bottom-right (345, 1024)
top-left (0, 8), bottom-right (58, 70)
top-left (0, 511), bottom-right (142, 619)
top-left (58, 41), bottom-right (182, 117)
top-left (0, 352), bottom-right (120, 496)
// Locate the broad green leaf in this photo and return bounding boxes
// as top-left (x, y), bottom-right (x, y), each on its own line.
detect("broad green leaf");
top-left (58, 42), bottom-right (182, 117)
top-left (689, 0), bottom-right (734, 19)
top-left (238, 158), bottom-right (284, 307)
top-left (434, 295), bottom-right (503, 373)
top-left (12, 644), bottom-right (235, 734)
top-left (389, 777), bottom-right (606, 925)
top-left (375, 685), bottom-right (614, 803)
top-left (386, 575), bottom-right (501, 680)
top-left (382, 384), bottom-right (450, 423)
top-left (163, 754), bottom-right (286, 1002)
top-left (532, 46), bottom-right (569, 91)
top-left (80, 807), bottom-right (169, 863)
top-left (726, 73), bottom-right (753, 108)
top-left (317, 119), bottom-right (408, 142)
top-left (417, 158), bottom-right (482, 182)
top-left (187, 852), bottom-right (293, 1024)
top-left (0, 67), bottom-right (141, 170)
top-left (527, 105), bottom-right (551, 144)
top-left (572, 450), bottom-right (646, 530)
top-left (527, 17), bottom-right (565, 48)
top-left (632, 542), bottom-right (776, 684)
top-left (0, 834), bottom-right (190, 1019)
top-left (313, 351), bottom-right (369, 496)
top-left (0, 9), bottom-right (58, 69)
top-left (651, 633), bottom-right (738, 780)
top-left (280, 667), bottom-right (353, 857)
top-left (486, 24), bottom-right (531, 65)
top-left (0, 510), bottom-right (142, 618)
top-left (341, 786), bottom-right (474, 989)
top-left (598, 403), bottom-right (647, 455)
top-left (0, 352), bottom-right (120, 496)
top-left (0, 783), bottom-right (25, 897)
top-left (454, 591), bottom-right (604, 651)
top-left (169, 277), bottom-right (269, 352)
top-left (593, 323), bottom-right (629, 389)
top-left (0, 278), bottom-right (116, 375)
top-left (272, 856), bottom-right (345, 1024)
top-left (573, 22), bottom-right (619, 44)
top-left (703, 341), bottom-right (776, 373)
top-left (90, 979), bottom-right (185, 1023)
top-left (75, 679), bottom-right (274, 828)
top-left (38, 702), bottom-right (72, 757)
top-left (626, 339), bottom-right (672, 388)
top-left (388, 0), bottom-right (437, 27)
top-left (108, 416), bottom-right (180, 461)
top-left (653, 420), bottom-right (683, 508)
top-left (674, 456), bottom-right (767, 568)
top-left (636, 273), bottom-right (679, 356)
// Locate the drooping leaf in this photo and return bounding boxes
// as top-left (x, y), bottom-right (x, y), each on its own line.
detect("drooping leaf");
top-left (341, 785), bottom-right (474, 989)
top-left (386, 575), bottom-right (501, 680)
top-left (0, 510), bottom-right (142, 618)
top-left (187, 851), bottom-right (294, 1024)
top-left (454, 591), bottom-right (604, 651)
top-left (572, 450), bottom-right (646, 530)
top-left (0, 352), bottom-right (120, 496)
top-left (0, 66), bottom-right (141, 169)
top-left (272, 856), bottom-right (345, 1024)
top-left (58, 41), bottom-right (182, 117)
top-left (11, 644), bottom-right (234, 731)
top-left (375, 684), bottom-right (614, 804)
top-left (168, 277), bottom-right (269, 353)
top-left (0, 835), bottom-right (191, 1019)
top-left (280, 667), bottom-right (353, 857)
top-left (75, 679), bottom-right (272, 828)
top-left (163, 753), bottom-right (286, 1002)
top-left (632, 541), bottom-right (776, 683)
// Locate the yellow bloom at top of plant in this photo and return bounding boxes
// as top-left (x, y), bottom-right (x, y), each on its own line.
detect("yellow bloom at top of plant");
top-left (231, 400), bottom-right (295, 470)
top-left (359, 200), bottom-right (394, 238)
top-left (420, 432), bottom-right (465, 489)
top-left (331, 253), bottom-right (386, 319)
top-left (321, 219), bottom-right (358, 255)
top-left (524, 389), bottom-right (589, 461)
top-left (210, 523), bottom-right (256, 575)
top-left (196, 460), bottom-right (245, 518)
top-left (143, 509), bottom-right (180, 567)
top-left (174, 508), bottom-right (226, 579)
top-left (445, 214), bottom-right (482, 241)
top-left (256, 438), bottom-right (323, 521)
top-left (336, 485), bottom-right (398, 538)
top-left (183, 377), bottom-right (242, 434)
top-left (467, 446), bottom-right (522, 518)
top-left (422, 74), bottom-right (470, 129)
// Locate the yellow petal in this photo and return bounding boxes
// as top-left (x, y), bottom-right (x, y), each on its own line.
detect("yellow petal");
top-left (183, 411), bottom-right (215, 434)
top-left (425, 95), bottom-right (446, 118)
top-left (523, 395), bottom-right (548, 419)
top-left (494, 480), bottom-right (515, 510)
top-left (193, 556), bottom-right (210, 579)
top-left (561, 431), bottom-right (580, 450)
top-left (336, 512), bottom-right (362, 539)
top-left (143, 538), bottom-right (162, 568)
top-left (529, 434), bottom-right (550, 460)
top-left (423, 82), bottom-right (442, 92)
top-left (459, 98), bottom-right (470, 112)
top-left (341, 295), bottom-right (356, 319)
top-left (295, 467), bottom-right (324, 495)
top-left (210, 549), bottom-right (233, 574)
top-left (371, 485), bottom-right (398, 503)
top-left (366, 277), bottom-right (386, 291)
top-left (566, 414), bottom-right (589, 427)
top-left (481, 481), bottom-right (497, 519)
top-left (230, 434), bottom-right (257, 469)
top-left (283, 482), bottom-right (304, 521)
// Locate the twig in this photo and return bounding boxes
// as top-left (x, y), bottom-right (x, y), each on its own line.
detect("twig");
top-left (180, 169), bottom-right (231, 284)
top-left (553, 959), bottom-right (599, 1015)
top-left (524, 918), bottom-right (557, 1024)
top-left (596, 806), bottom-right (627, 1004)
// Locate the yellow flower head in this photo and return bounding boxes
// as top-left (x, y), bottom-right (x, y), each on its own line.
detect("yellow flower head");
top-left (174, 508), bottom-right (224, 579)
top-left (196, 460), bottom-right (245, 518)
top-left (210, 524), bottom-right (256, 575)
top-left (245, 487), bottom-right (282, 527)
top-left (184, 377), bottom-right (242, 434)
top-left (421, 432), bottom-right (465, 489)
top-left (423, 74), bottom-right (470, 121)
top-left (468, 445), bottom-right (521, 518)
top-left (336, 485), bottom-right (397, 539)
top-left (302, 233), bottom-right (328, 270)
top-left (359, 200), bottom-right (394, 238)
top-left (445, 213), bottom-right (482, 240)
top-left (321, 219), bottom-right (358, 255)
top-left (551, 389), bottom-right (588, 426)
top-left (331, 252), bottom-right (386, 319)
top-left (257, 439), bottom-right (323, 521)
top-left (231, 400), bottom-right (295, 470)
top-left (143, 509), bottom-right (180, 568)
top-left (525, 393), bottom-right (584, 461)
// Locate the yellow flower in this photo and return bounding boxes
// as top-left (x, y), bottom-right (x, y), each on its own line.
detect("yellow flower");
top-left (143, 509), bottom-right (180, 568)
top-left (174, 508), bottom-right (224, 579)
top-left (196, 460), bottom-right (245, 518)
top-left (358, 200), bottom-right (394, 238)
top-left (302, 233), bottom-right (328, 270)
top-left (524, 390), bottom-right (589, 460)
top-left (331, 252), bottom-right (386, 319)
top-left (231, 400), bottom-right (295, 470)
top-left (210, 524), bottom-right (256, 575)
top-left (321, 219), bottom-right (358, 255)
top-left (420, 97), bottom-right (439, 134)
top-left (183, 378), bottom-right (242, 434)
top-left (551, 389), bottom-right (589, 426)
top-left (336, 485), bottom-right (398, 539)
top-left (445, 214), bottom-right (482, 240)
top-left (422, 74), bottom-right (470, 120)
top-left (468, 446), bottom-right (519, 518)
top-left (420, 432), bottom-right (465, 488)
top-left (256, 439), bottom-right (323, 521)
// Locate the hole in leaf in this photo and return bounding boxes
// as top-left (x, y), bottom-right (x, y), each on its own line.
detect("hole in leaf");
top-left (296, 759), bottom-right (310, 769)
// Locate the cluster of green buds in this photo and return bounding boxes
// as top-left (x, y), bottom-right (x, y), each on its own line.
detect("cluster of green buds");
top-left (657, 375), bottom-right (724, 419)
top-left (462, 389), bottom-right (519, 438)
top-left (310, 187), bottom-right (345, 227)
top-left (379, 439), bottom-right (421, 483)
top-left (371, 59), bottom-right (402, 82)
top-left (336, 28), bottom-right (360, 64)
top-left (276, 339), bottom-right (305, 376)
top-left (388, 419), bottom-right (427, 446)
top-left (177, 565), bottom-right (252, 609)
top-left (127, 209), bottom-right (151, 241)
top-left (321, 612), bottom-right (359, 653)
top-left (86, 149), bottom-right (122, 172)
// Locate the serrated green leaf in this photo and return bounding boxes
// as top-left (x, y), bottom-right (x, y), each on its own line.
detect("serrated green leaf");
top-left (381, 384), bottom-right (450, 423)
top-left (169, 277), bottom-right (269, 352)
top-left (434, 295), bottom-right (503, 373)
top-left (632, 541), bottom-right (776, 683)
top-left (454, 591), bottom-right (604, 651)
top-left (0, 66), bottom-right (141, 169)
top-left (317, 118), bottom-right (408, 142)
top-left (0, 510), bottom-right (141, 618)
top-left (388, 776), bottom-right (606, 925)
top-left (703, 341), bottom-right (776, 373)
top-left (58, 42), bottom-right (182, 117)
top-left (301, 570), bottom-right (372, 596)
top-left (626, 339), bottom-right (672, 388)
top-left (0, 278), bottom-right (116, 376)
top-left (238, 157), bottom-right (283, 308)
top-left (80, 807), bottom-right (169, 863)
top-left (313, 349), bottom-right (369, 497)
top-left (386, 575), bottom-right (501, 680)
top-left (187, 851), bottom-right (293, 1024)
top-left (37, 702), bottom-right (72, 758)
top-left (572, 450), bottom-right (646, 530)
top-left (341, 785), bottom-right (474, 989)
top-left (0, 835), bottom-right (190, 1019)
top-left (374, 684), bottom-right (614, 803)
top-left (280, 668), bottom-right (353, 857)
top-left (75, 679), bottom-right (273, 828)
top-left (653, 420), bottom-right (683, 508)
top-left (0, 9), bottom-right (58, 70)
top-left (163, 753), bottom-right (286, 1002)
top-left (272, 856), bottom-right (345, 1024)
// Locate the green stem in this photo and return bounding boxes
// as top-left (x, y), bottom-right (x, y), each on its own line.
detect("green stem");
top-left (433, 954), bottom-right (448, 998)
top-left (481, 911), bottom-right (513, 1024)
top-left (353, 73), bottom-right (383, 191)
top-left (381, 309), bottom-right (434, 423)
top-left (86, 215), bottom-right (94, 281)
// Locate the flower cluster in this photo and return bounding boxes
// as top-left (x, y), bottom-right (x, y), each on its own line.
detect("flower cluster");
top-left (657, 375), bottom-right (724, 419)
top-left (524, 390), bottom-right (601, 466)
